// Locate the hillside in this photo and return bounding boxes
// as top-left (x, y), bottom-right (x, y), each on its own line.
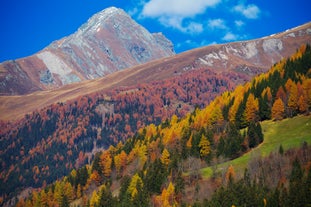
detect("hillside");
top-left (3, 45), bottom-right (311, 206)
top-left (1, 22), bottom-right (310, 121)
top-left (0, 7), bottom-right (174, 95)
top-left (201, 115), bottom-right (311, 178)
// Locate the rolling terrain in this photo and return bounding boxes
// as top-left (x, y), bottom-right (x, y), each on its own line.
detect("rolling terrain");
top-left (0, 8), bottom-right (311, 206)
top-left (1, 22), bottom-right (311, 121)
top-left (201, 115), bottom-right (311, 178)
top-left (9, 45), bottom-right (311, 207)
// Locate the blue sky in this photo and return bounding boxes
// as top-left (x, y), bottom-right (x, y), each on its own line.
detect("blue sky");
top-left (0, 0), bottom-right (310, 62)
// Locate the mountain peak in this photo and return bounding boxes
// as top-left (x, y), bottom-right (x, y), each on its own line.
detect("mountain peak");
top-left (0, 7), bottom-right (175, 95)
top-left (77, 7), bottom-right (126, 34)
top-left (92, 6), bottom-right (126, 23)
top-left (99, 6), bottom-right (123, 16)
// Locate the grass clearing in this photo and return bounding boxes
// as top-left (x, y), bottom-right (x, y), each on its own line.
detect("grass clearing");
top-left (201, 115), bottom-right (311, 178)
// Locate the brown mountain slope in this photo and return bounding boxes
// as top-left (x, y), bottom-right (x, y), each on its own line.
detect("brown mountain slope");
top-left (0, 7), bottom-right (174, 95)
top-left (1, 22), bottom-right (311, 121)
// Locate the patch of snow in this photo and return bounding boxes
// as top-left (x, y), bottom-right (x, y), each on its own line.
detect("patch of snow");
top-left (262, 39), bottom-right (283, 52)
top-left (242, 42), bottom-right (258, 59)
top-left (225, 45), bottom-right (238, 54)
top-left (218, 51), bottom-right (228, 60)
top-left (37, 51), bottom-right (79, 84)
top-left (76, 7), bottom-right (123, 35)
top-left (286, 33), bottom-right (296, 37)
top-left (198, 57), bottom-right (210, 66)
top-left (306, 28), bottom-right (311, 34)
top-left (103, 7), bottom-right (119, 14)
top-left (205, 52), bottom-right (220, 60)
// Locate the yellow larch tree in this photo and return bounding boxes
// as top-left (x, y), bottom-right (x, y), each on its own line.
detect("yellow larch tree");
top-left (89, 190), bottom-right (99, 207)
top-left (271, 98), bottom-right (285, 121)
top-left (127, 173), bottom-right (143, 199)
top-left (156, 182), bottom-right (177, 207)
top-left (302, 78), bottom-right (311, 106)
top-left (119, 150), bottom-right (127, 169)
top-left (245, 93), bottom-right (259, 122)
top-left (161, 148), bottom-right (171, 166)
top-left (209, 104), bottom-right (224, 125)
top-left (114, 154), bottom-right (122, 175)
top-left (287, 81), bottom-right (299, 115)
top-left (261, 87), bottom-right (272, 103)
top-left (298, 95), bottom-right (308, 113)
top-left (199, 134), bottom-right (211, 158)
top-left (100, 151), bottom-right (112, 177)
top-left (145, 123), bottom-right (157, 141)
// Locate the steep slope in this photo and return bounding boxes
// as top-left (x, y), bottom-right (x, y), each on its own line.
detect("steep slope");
top-left (170, 22), bottom-right (311, 75)
top-left (1, 22), bottom-right (310, 120)
top-left (11, 45), bottom-right (311, 207)
top-left (0, 7), bottom-right (174, 95)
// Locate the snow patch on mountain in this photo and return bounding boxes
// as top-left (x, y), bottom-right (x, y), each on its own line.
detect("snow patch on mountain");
top-left (262, 39), bottom-right (283, 52)
top-left (37, 51), bottom-right (80, 84)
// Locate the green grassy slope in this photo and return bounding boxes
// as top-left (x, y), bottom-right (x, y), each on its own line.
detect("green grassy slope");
top-left (201, 115), bottom-right (311, 178)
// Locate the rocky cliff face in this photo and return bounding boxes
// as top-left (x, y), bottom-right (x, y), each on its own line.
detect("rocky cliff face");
top-left (186, 22), bottom-right (311, 76)
top-left (0, 7), bottom-right (175, 95)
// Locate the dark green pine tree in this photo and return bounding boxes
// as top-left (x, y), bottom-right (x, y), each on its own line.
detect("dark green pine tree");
top-left (247, 122), bottom-right (264, 149)
top-left (305, 167), bottom-right (311, 205)
top-left (255, 122), bottom-right (264, 144)
top-left (216, 136), bottom-right (225, 157)
top-left (175, 171), bottom-right (185, 195)
top-left (288, 158), bottom-right (306, 206)
top-left (279, 144), bottom-right (284, 155)
top-left (144, 159), bottom-right (167, 194)
top-left (60, 195), bottom-right (70, 207)
top-left (259, 93), bottom-right (271, 120)
top-left (268, 188), bottom-right (281, 207)
top-left (92, 153), bottom-right (102, 173)
top-left (247, 122), bottom-right (258, 148)
top-left (118, 176), bottom-right (131, 206)
top-left (77, 166), bottom-right (89, 186)
top-left (224, 123), bottom-right (243, 158)
top-left (191, 131), bottom-right (202, 158)
top-left (181, 127), bottom-right (191, 159)
top-left (132, 179), bottom-right (149, 207)
top-left (98, 185), bottom-right (116, 207)
top-left (235, 99), bottom-right (247, 129)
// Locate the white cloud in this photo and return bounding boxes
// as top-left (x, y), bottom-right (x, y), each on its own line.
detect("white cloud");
top-left (208, 19), bottom-right (228, 30)
top-left (233, 3), bottom-right (261, 19)
top-left (185, 22), bottom-right (204, 33)
top-left (142, 0), bottom-right (220, 18)
top-left (234, 20), bottom-right (245, 28)
top-left (222, 32), bottom-right (238, 41)
top-left (157, 17), bottom-right (203, 34)
top-left (141, 0), bottom-right (221, 33)
top-left (128, 7), bottom-right (139, 16)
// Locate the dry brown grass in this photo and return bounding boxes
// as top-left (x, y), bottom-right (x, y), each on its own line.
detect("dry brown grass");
top-left (1, 22), bottom-right (310, 121)
top-left (0, 51), bottom-right (201, 121)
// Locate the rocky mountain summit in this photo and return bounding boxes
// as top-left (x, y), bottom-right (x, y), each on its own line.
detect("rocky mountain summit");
top-left (0, 7), bottom-right (174, 95)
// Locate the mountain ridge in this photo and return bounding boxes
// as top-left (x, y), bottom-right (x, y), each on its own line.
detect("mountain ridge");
top-left (1, 22), bottom-right (310, 121)
top-left (0, 7), bottom-right (174, 95)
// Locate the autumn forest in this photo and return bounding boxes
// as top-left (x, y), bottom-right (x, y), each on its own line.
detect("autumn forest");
top-left (1, 45), bottom-right (311, 206)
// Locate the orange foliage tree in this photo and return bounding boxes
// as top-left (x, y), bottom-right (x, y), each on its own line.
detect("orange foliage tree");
top-left (245, 94), bottom-right (259, 122)
top-left (271, 98), bottom-right (285, 120)
top-left (100, 151), bottom-right (112, 178)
